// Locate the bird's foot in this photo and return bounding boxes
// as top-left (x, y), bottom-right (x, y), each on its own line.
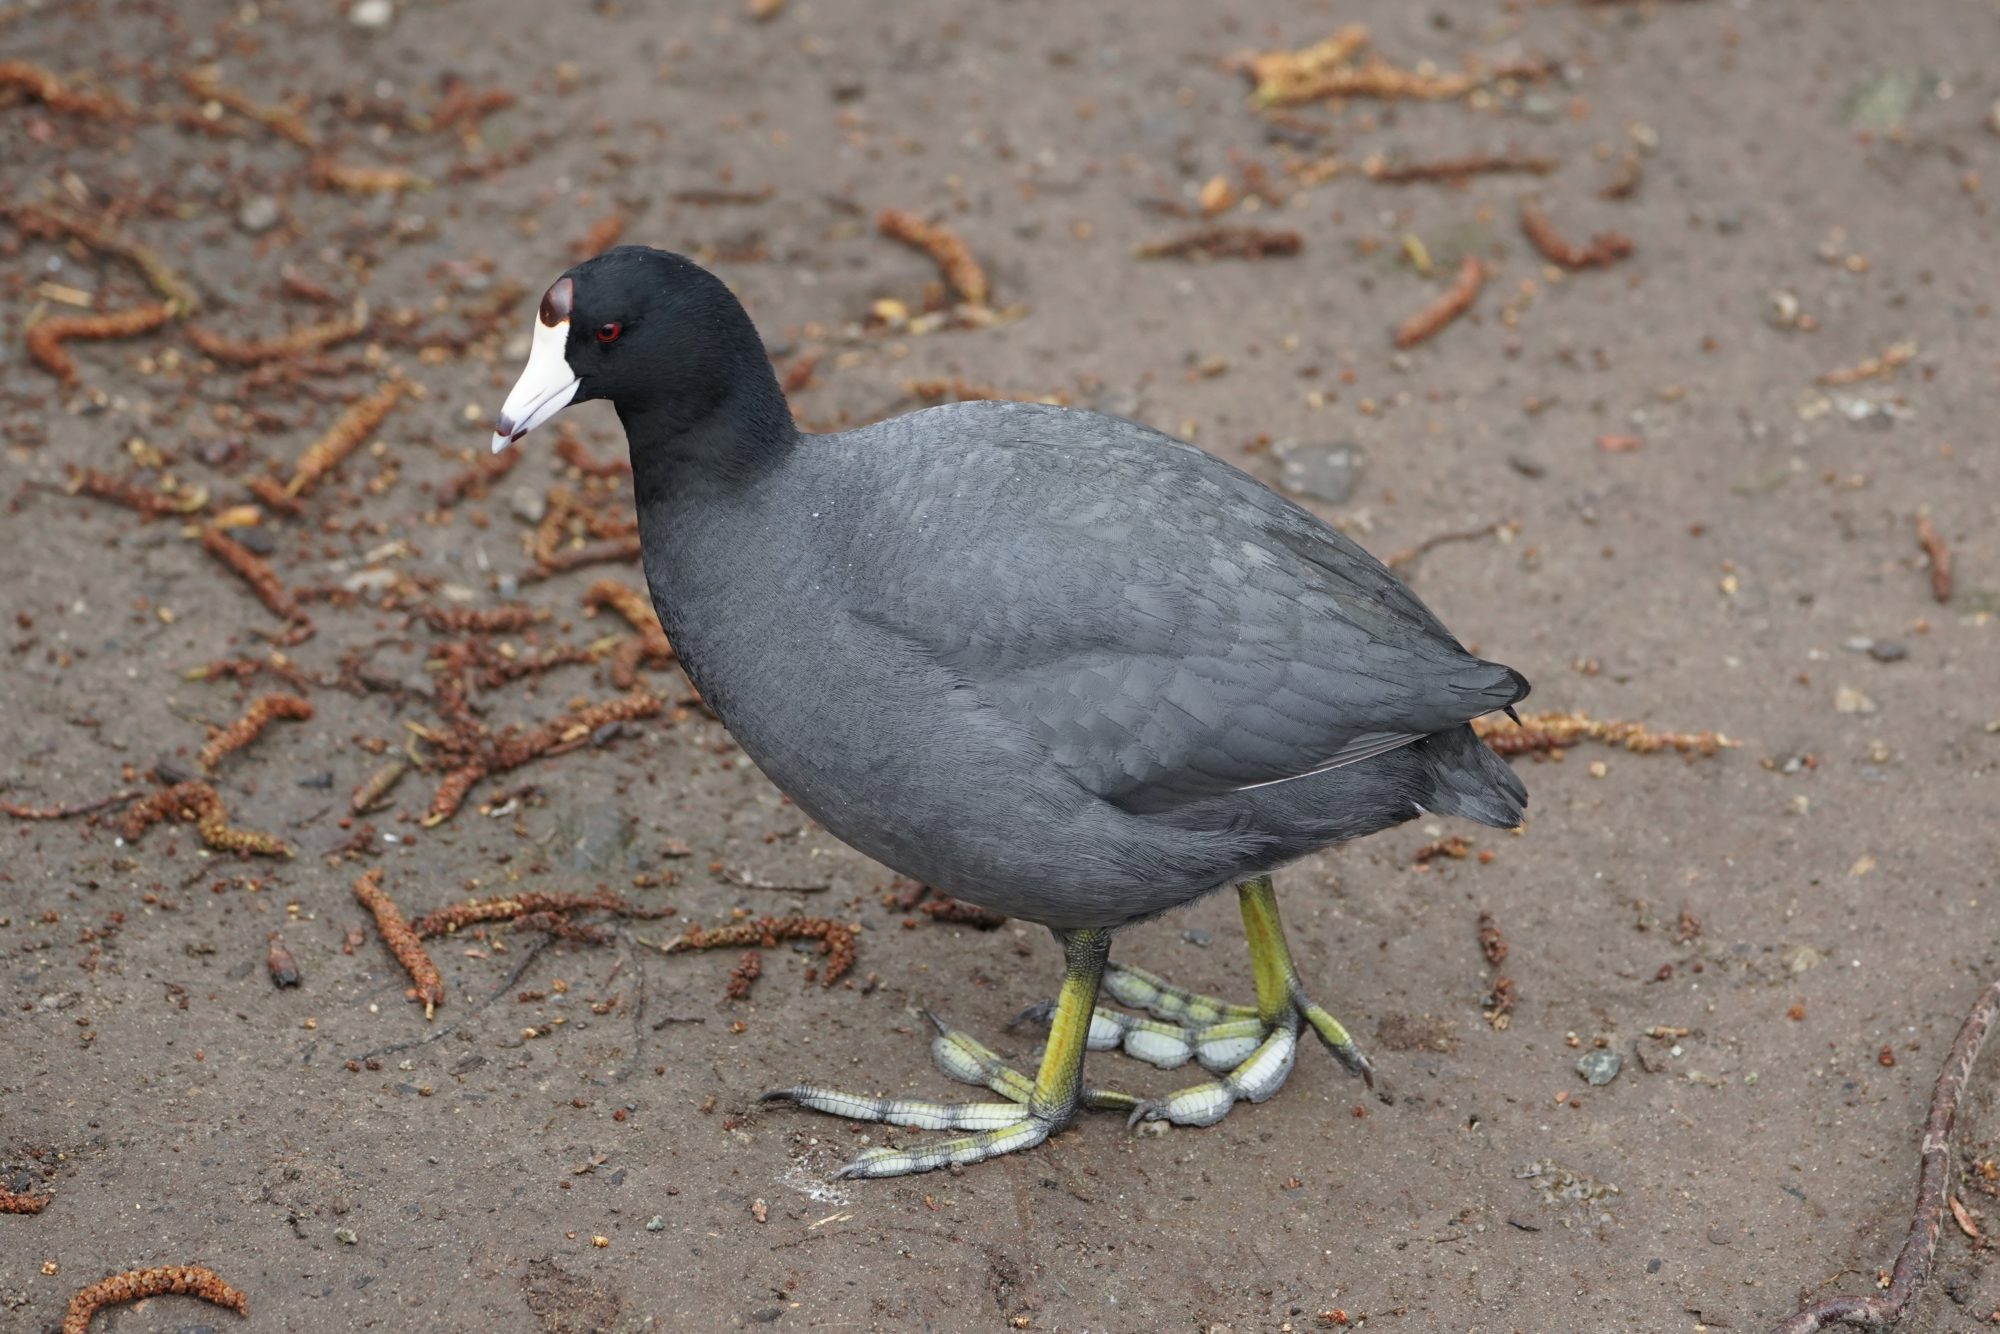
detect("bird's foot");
top-left (1107, 959), bottom-right (1375, 1086)
top-left (1009, 979), bottom-right (1266, 1072)
top-left (762, 1011), bottom-right (1136, 1179)
top-left (1016, 958), bottom-right (1373, 1128)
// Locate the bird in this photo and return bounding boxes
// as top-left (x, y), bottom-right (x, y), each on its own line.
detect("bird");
top-left (491, 246), bottom-right (1529, 1179)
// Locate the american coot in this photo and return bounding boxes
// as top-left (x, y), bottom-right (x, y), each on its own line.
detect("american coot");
top-left (493, 247), bottom-right (1529, 1179)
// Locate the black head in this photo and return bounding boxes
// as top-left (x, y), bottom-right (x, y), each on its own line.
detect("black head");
top-left (491, 246), bottom-right (788, 459)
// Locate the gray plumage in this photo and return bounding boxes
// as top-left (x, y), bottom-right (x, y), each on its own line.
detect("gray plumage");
top-left (638, 397), bottom-right (1526, 929)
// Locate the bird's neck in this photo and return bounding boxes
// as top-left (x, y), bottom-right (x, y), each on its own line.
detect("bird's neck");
top-left (623, 363), bottom-right (799, 508)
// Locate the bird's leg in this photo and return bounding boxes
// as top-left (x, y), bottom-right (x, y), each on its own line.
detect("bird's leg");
top-left (762, 927), bottom-right (1120, 1178)
top-left (1012, 971), bottom-right (1266, 1071)
top-left (1121, 875), bottom-right (1373, 1127)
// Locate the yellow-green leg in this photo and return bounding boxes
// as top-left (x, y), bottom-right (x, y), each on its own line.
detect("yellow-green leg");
top-left (1122, 875), bottom-right (1372, 1127)
top-left (762, 927), bottom-right (1120, 1179)
top-left (1010, 877), bottom-right (1372, 1127)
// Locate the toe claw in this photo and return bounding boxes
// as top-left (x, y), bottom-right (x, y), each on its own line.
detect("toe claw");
top-left (1006, 1000), bottom-right (1055, 1032)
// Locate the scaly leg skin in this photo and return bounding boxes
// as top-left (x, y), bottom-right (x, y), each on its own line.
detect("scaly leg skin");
top-left (1127, 875), bottom-right (1373, 1127)
top-left (761, 926), bottom-right (1119, 1178)
top-left (1021, 876), bottom-right (1374, 1128)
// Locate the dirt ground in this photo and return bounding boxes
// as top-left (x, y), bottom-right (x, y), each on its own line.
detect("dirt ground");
top-left (3, 0), bottom-right (1997, 1330)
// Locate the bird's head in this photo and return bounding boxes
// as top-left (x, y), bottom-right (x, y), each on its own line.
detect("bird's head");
top-left (490, 246), bottom-right (774, 454)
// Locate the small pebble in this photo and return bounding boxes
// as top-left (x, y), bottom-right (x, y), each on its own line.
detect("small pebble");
top-left (1867, 639), bottom-right (1907, 663)
top-left (1180, 928), bottom-right (1213, 947)
top-left (508, 483), bottom-right (549, 524)
top-left (1834, 684), bottom-right (1878, 715)
top-left (1272, 440), bottom-right (1365, 505)
top-left (645, 1215), bottom-right (665, 1231)
top-left (1521, 92), bottom-right (1562, 122)
top-left (334, 1227), bottom-right (358, 1244)
top-left (1575, 1049), bottom-right (1622, 1087)
top-left (236, 195), bottom-right (282, 235)
top-left (349, 0), bottom-right (394, 26)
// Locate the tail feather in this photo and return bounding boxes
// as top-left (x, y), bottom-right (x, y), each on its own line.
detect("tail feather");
top-left (1419, 722), bottom-right (1527, 829)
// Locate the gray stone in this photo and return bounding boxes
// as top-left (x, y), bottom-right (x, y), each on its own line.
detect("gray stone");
top-left (236, 195), bottom-right (282, 235)
top-left (646, 1215), bottom-right (666, 1231)
top-left (508, 483), bottom-right (548, 524)
top-left (1575, 1049), bottom-right (1622, 1086)
top-left (1272, 441), bottom-right (1365, 505)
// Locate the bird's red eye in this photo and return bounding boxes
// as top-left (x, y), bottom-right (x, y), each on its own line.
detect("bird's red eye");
top-left (595, 322), bottom-right (621, 344)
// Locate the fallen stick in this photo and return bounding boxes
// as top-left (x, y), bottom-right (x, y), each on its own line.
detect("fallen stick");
top-left (25, 304), bottom-right (174, 387)
top-left (876, 208), bottom-right (988, 307)
top-left (197, 693), bottom-right (312, 770)
top-left (63, 1264), bottom-right (247, 1334)
top-left (1519, 197), bottom-right (1633, 270)
top-left (353, 868), bottom-right (444, 1017)
top-left (3, 204), bottom-right (198, 312)
top-left (1913, 512), bottom-right (1952, 604)
top-left (1766, 970), bottom-right (2000, 1332)
top-left (0, 60), bottom-right (132, 117)
top-left (0, 789), bottom-right (141, 820)
top-left (1393, 256), bottom-right (1484, 348)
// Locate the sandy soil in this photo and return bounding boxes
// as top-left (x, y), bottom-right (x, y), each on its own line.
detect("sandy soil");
top-left (3, 0), bottom-right (1998, 1330)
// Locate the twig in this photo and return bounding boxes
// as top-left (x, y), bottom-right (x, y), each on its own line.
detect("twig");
top-left (186, 303), bottom-right (367, 364)
top-left (1519, 198), bottom-right (1633, 270)
top-left (644, 914), bottom-right (857, 986)
top-left (285, 378), bottom-right (403, 498)
top-left (1767, 971), bottom-right (2000, 1333)
top-left (1385, 517), bottom-right (1506, 572)
top-left (1364, 152), bottom-right (1557, 184)
top-left (25, 304), bottom-right (174, 387)
top-left (0, 789), bottom-right (141, 820)
top-left (1393, 256), bottom-right (1484, 348)
top-left (583, 579), bottom-right (675, 687)
top-left (310, 158), bottom-right (426, 194)
top-left (200, 526), bottom-right (306, 624)
top-left (412, 890), bottom-right (668, 938)
top-left (178, 68), bottom-right (317, 147)
top-left (554, 432), bottom-right (631, 477)
top-left (725, 949), bottom-right (763, 1000)
top-left (876, 208), bottom-right (989, 307)
top-left (435, 447), bottom-right (519, 506)
top-left (350, 758), bottom-right (408, 813)
top-left (62, 1265), bottom-right (247, 1334)
top-left (1137, 225), bottom-right (1301, 261)
top-left (3, 203), bottom-right (198, 312)
top-left (919, 895), bottom-right (1008, 928)
top-left (1478, 910), bottom-right (1513, 1029)
top-left (1819, 341), bottom-right (1916, 387)
top-left (353, 868), bottom-right (444, 1017)
top-left (197, 694), bottom-right (312, 770)
top-left (0, 60), bottom-right (131, 117)
top-left (1913, 512), bottom-right (1952, 604)
top-left (66, 466), bottom-right (204, 517)
top-left (725, 869), bottom-right (830, 894)
top-left (120, 781), bottom-right (291, 856)
top-left (347, 934), bottom-right (550, 1063)
top-left (1474, 709), bottom-right (1737, 757)
top-left (419, 688), bottom-right (662, 825)
top-left (572, 212), bottom-right (626, 260)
